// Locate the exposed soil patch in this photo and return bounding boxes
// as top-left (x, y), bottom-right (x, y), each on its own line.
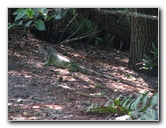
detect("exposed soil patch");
top-left (8, 30), bottom-right (158, 120)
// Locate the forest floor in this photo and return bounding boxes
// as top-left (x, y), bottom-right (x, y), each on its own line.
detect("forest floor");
top-left (8, 30), bottom-right (158, 121)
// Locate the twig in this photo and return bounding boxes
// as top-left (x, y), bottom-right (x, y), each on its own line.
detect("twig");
top-left (136, 56), bottom-right (158, 65)
top-left (53, 18), bottom-right (87, 48)
top-left (52, 29), bottom-right (102, 47)
top-left (105, 35), bottom-right (115, 51)
top-left (78, 27), bottom-right (96, 37)
top-left (118, 40), bottom-right (123, 52)
top-left (93, 47), bottom-right (108, 60)
top-left (65, 19), bottom-right (87, 41)
top-left (57, 13), bottom-right (78, 43)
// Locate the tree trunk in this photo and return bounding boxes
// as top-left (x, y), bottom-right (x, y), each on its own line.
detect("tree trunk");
top-left (128, 8), bottom-right (158, 76)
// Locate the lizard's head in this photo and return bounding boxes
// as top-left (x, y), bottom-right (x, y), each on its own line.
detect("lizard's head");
top-left (38, 46), bottom-right (49, 58)
top-left (39, 46), bottom-right (57, 54)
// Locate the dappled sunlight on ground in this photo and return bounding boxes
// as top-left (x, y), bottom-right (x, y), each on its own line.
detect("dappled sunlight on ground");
top-left (8, 30), bottom-right (158, 120)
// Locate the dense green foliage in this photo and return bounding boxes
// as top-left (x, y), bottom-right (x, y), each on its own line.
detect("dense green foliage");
top-left (8, 8), bottom-right (70, 31)
top-left (86, 91), bottom-right (158, 120)
top-left (9, 8), bottom-right (48, 30)
top-left (8, 8), bottom-right (95, 32)
top-left (9, 8), bottom-right (98, 44)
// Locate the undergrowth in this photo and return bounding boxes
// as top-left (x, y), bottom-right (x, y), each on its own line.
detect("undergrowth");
top-left (85, 91), bottom-right (158, 120)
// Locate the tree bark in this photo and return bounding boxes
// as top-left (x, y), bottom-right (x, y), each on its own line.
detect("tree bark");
top-left (128, 8), bottom-right (158, 76)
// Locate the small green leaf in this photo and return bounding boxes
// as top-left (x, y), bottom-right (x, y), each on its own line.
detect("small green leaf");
top-left (114, 98), bottom-right (121, 106)
top-left (8, 23), bottom-right (15, 29)
top-left (17, 21), bottom-right (23, 25)
top-left (34, 19), bottom-right (46, 31)
top-left (33, 8), bottom-right (40, 18)
top-left (127, 99), bottom-right (135, 109)
top-left (26, 8), bottom-right (34, 18)
top-left (149, 93), bottom-right (158, 108)
top-left (129, 111), bottom-right (139, 119)
top-left (47, 13), bottom-right (57, 20)
top-left (141, 91), bottom-right (150, 109)
top-left (25, 20), bottom-right (33, 27)
top-left (121, 97), bottom-right (131, 108)
top-left (130, 94), bottom-right (143, 110)
top-left (55, 13), bottom-right (62, 20)
top-left (72, 8), bottom-right (77, 15)
top-left (40, 8), bottom-right (48, 15)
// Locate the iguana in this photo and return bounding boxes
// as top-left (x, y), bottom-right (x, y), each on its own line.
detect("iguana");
top-left (38, 46), bottom-right (157, 90)
top-left (38, 46), bottom-right (119, 81)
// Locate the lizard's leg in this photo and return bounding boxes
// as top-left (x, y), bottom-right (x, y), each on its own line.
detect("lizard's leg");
top-left (42, 56), bottom-right (50, 65)
top-left (69, 63), bottom-right (81, 72)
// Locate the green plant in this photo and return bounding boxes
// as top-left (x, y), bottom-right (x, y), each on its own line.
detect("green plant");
top-left (142, 42), bottom-right (158, 70)
top-left (86, 91), bottom-right (158, 120)
top-left (9, 8), bottom-right (99, 45)
top-left (9, 8), bottom-right (48, 30)
top-left (8, 8), bottom-right (69, 31)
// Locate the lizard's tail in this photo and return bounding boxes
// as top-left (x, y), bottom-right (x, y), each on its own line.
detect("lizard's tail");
top-left (78, 65), bottom-right (116, 80)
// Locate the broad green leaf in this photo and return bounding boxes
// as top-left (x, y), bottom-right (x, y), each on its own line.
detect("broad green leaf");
top-left (34, 19), bottom-right (46, 31)
top-left (15, 9), bottom-right (26, 21)
top-left (13, 8), bottom-right (24, 15)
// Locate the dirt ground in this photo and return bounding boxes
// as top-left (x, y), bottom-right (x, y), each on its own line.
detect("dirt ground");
top-left (8, 30), bottom-right (158, 120)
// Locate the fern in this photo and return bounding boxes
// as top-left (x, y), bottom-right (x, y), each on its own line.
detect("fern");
top-left (86, 91), bottom-right (158, 120)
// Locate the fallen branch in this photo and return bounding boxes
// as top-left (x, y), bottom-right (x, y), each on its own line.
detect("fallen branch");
top-left (95, 8), bottom-right (158, 21)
